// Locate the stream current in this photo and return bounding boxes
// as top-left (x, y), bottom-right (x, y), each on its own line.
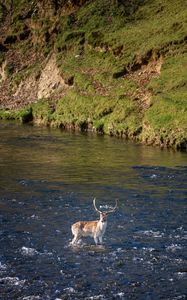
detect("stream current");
top-left (0, 122), bottom-right (187, 300)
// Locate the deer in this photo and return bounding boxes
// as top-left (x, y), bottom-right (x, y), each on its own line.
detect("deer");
top-left (70, 198), bottom-right (118, 245)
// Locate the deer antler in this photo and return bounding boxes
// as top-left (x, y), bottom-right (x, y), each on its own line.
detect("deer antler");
top-left (106, 199), bottom-right (118, 214)
top-left (93, 198), bottom-right (118, 214)
top-left (93, 198), bottom-right (102, 214)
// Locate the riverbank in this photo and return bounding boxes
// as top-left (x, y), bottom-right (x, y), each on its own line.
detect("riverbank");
top-left (0, 0), bottom-right (186, 150)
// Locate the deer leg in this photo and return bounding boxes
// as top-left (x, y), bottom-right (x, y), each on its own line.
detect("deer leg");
top-left (71, 234), bottom-right (80, 245)
top-left (99, 236), bottom-right (103, 244)
top-left (94, 236), bottom-right (99, 245)
top-left (71, 236), bottom-right (76, 245)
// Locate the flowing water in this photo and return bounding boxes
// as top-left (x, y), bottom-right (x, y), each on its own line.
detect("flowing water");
top-left (0, 121), bottom-right (187, 300)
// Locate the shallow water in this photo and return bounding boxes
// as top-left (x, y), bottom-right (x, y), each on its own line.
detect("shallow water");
top-left (0, 121), bottom-right (187, 300)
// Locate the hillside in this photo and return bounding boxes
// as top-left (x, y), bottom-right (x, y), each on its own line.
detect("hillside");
top-left (0, 0), bottom-right (187, 150)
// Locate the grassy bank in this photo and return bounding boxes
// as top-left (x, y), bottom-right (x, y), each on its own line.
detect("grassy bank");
top-left (0, 0), bottom-right (187, 149)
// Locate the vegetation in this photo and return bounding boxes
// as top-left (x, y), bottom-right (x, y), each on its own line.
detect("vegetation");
top-left (0, 0), bottom-right (187, 149)
top-left (0, 106), bottom-right (32, 123)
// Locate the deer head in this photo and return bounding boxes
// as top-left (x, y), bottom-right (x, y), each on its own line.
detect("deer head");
top-left (93, 198), bottom-right (118, 222)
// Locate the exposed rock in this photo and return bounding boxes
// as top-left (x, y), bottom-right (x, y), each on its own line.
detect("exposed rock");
top-left (0, 53), bottom-right (68, 109)
top-left (37, 54), bottom-right (67, 99)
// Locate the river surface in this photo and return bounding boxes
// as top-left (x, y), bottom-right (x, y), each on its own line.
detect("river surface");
top-left (0, 121), bottom-right (187, 300)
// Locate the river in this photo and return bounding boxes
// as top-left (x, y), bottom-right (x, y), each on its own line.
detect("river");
top-left (0, 121), bottom-right (187, 300)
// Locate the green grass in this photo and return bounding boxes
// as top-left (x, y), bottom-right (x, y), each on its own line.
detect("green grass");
top-left (147, 55), bottom-right (187, 93)
top-left (54, 0), bottom-right (187, 148)
top-left (31, 100), bottom-right (54, 125)
top-left (1, 0), bottom-right (187, 149)
top-left (141, 52), bottom-right (187, 147)
top-left (50, 88), bottom-right (140, 137)
top-left (0, 107), bottom-right (32, 123)
top-left (144, 92), bottom-right (187, 129)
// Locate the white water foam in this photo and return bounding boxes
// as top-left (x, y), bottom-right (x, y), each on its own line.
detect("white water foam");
top-left (0, 276), bottom-right (26, 287)
top-left (86, 295), bottom-right (105, 300)
top-left (150, 174), bottom-right (157, 179)
top-left (63, 287), bottom-right (76, 294)
top-left (182, 234), bottom-right (187, 240)
top-left (176, 272), bottom-right (186, 279)
top-left (0, 262), bottom-right (7, 271)
top-left (116, 247), bottom-right (126, 253)
top-left (166, 244), bottom-right (183, 252)
top-left (170, 296), bottom-right (186, 300)
top-left (133, 257), bottom-right (144, 262)
top-left (142, 247), bottom-right (156, 252)
top-left (20, 246), bottom-right (39, 257)
top-left (21, 296), bottom-right (42, 300)
top-left (20, 246), bottom-right (53, 257)
top-left (29, 214), bottom-right (39, 219)
top-left (137, 230), bottom-right (164, 238)
top-left (114, 292), bottom-right (125, 299)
